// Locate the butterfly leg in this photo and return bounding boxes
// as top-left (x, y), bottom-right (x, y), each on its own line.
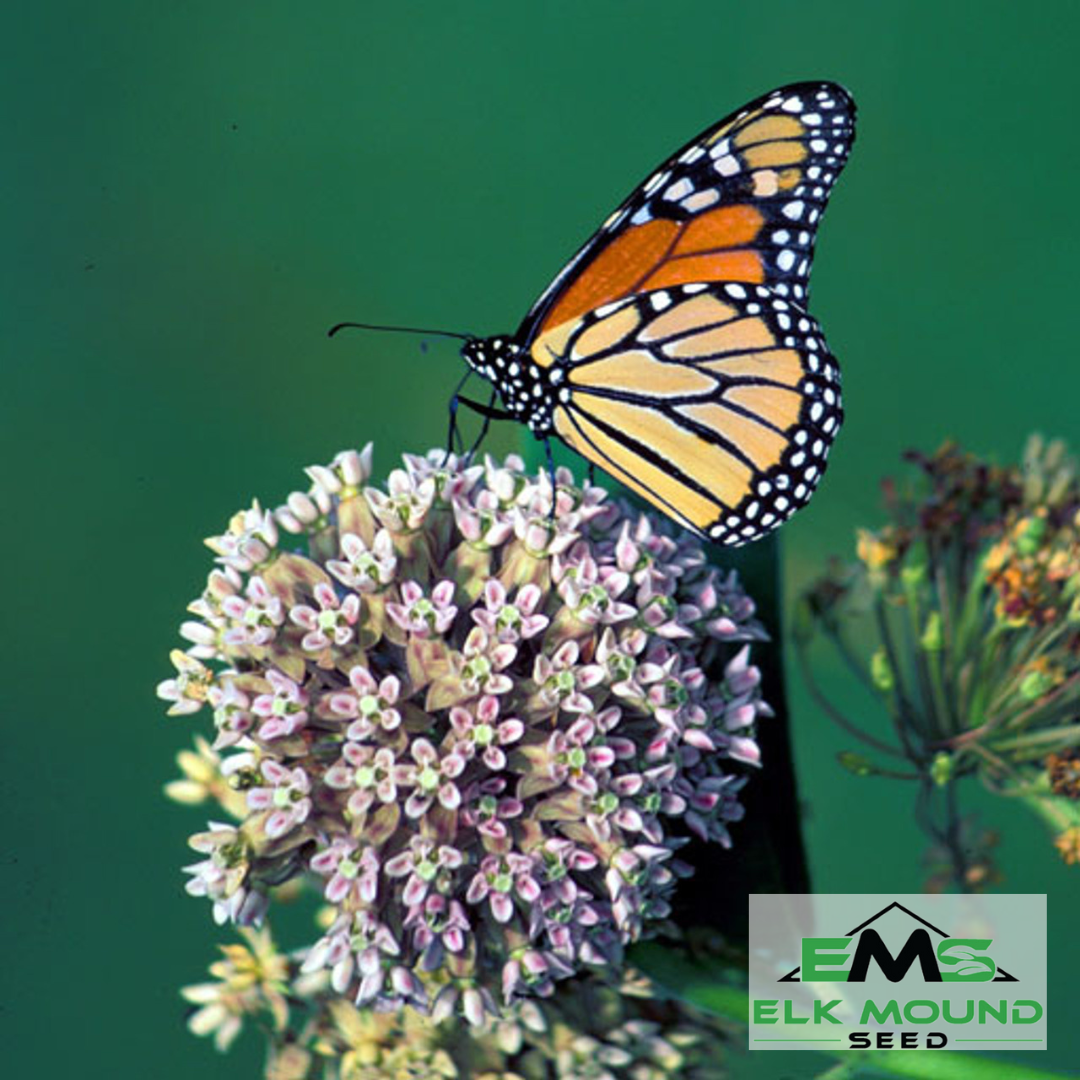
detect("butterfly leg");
top-left (445, 397), bottom-right (463, 463)
top-left (544, 437), bottom-right (558, 528)
top-left (456, 395), bottom-right (515, 422)
top-left (463, 390), bottom-right (498, 464)
top-left (444, 371), bottom-right (473, 466)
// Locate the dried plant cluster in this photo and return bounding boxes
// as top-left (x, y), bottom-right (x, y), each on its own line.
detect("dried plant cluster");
top-left (799, 436), bottom-right (1080, 885)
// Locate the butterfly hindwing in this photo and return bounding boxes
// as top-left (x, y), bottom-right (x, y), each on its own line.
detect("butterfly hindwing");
top-left (521, 81), bottom-right (855, 354)
top-left (547, 282), bottom-right (841, 544)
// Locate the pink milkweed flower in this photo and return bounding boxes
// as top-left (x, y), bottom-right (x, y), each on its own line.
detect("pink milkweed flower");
top-left (456, 627), bottom-right (517, 696)
top-left (324, 744), bottom-right (410, 816)
top-left (533, 639), bottom-right (604, 714)
top-left (157, 649), bottom-right (214, 716)
top-left (204, 500), bottom-right (279, 572)
top-left (219, 575), bottom-right (284, 649)
top-left (459, 779), bottom-right (524, 840)
top-left (466, 853), bottom-right (541, 924)
top-left (386, 579), bottom-right (458, 636)
top-left (384, 837), bottom-right (465, 908)
top-left (453, 488), bottom-right (515, 548)
top-left (310, 837), bottom-right (380, 907)
top-left (403, 450), bottom-right (484, 503)
top-left (183, 821), bottom-right (262, 926)
top-left (246, 760), bottom-right (312, 839)
top-left (449, 695), bottom-right (524, 771)
top-left (326, 529), bottom-right (397, 592)
top-left (289, 582), bottom-right (361, 652)
top-left (546, 716), bottom-right (617, 798)
top-left (471, 579), bottom-right (550, 643)
top-left (404, 893), bottom-right (471, 967)
top-left (553, 542), bottom-right (637, 627)
top-left (251, 668), bottom-right (308, 740)
top-left (301, 909), bottom-right (400, 997)
top-left (401, 739), bottom-right (468, 817)
top-left (322, 665), bottom-right (402, 739)
top-left (365, 466), bottom-right (436, 533)
top-left (206, 678), bottom-right (253, 748)
top-left (307, 446), bottom-right (374, 498)
top-left (724, 644), bottom-right (762, 696)
top-left (164, 445), bottom-right (772, 1019)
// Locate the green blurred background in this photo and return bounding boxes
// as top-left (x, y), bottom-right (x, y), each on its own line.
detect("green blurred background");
top-left (5, 1), bottom-right (1079, 1075)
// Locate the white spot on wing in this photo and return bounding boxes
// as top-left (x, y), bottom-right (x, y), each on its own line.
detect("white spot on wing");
top-left (594, 298), bottom-right (632, 318)
top-left (663, 177), bottom-right (694, 201)
top-left (682, 188), bottom-right (720, 212)
top-left (644, 170), bottom-right (671, 195)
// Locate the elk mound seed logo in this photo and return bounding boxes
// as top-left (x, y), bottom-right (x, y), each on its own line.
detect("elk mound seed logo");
top-left (748, 894), bottom-right (1047, 1052)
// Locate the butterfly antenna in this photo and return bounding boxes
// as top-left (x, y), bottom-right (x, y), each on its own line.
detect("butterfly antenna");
top-left (328, 320), bottom-right (474, 343)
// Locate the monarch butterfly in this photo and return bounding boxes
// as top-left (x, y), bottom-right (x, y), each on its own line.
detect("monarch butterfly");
top-left (342, 83), bottom-right (855, 545)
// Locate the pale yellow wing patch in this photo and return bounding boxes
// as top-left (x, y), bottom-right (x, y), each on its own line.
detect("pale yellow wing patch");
top-left (638, 293), bottom-right (739, 343)
top-left (569, 394), bottom-right (754, 510)
top-left (743, 140), bottom-right (808, 170)
top-left (679, 401), bottom-right (789, 472)
top-left (569, 350), bottom-right (716, 397)
top-left (724, 384), bottom-right (803, 429)
top-left (733, 113), bottom-right (806, 147)
top-left (662, 317), bottom-right (776, 359)
top-left (700, 349), bottom-right (804, 386)
top-left (554, 406), bottom-right (717, 532)
top-left (570, 304), bottom-right (642, 360)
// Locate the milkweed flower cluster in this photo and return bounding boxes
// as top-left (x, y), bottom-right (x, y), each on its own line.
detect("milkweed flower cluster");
top-left (797, 436), bottom-right (1080, 883)
top-left (181, 927), bottom-right (727, 1079)
top-left (161, 445), bottom-right (769, 1025)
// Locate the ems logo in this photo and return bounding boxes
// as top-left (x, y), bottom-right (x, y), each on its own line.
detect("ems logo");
top-left (748, 894), bottom-right (1047, 1051)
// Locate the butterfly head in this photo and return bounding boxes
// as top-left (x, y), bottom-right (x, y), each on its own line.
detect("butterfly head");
top-left (461, 335), bottom-right (560, 436)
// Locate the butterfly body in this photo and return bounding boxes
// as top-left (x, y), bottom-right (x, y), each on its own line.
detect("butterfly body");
top-left (461, 336), bottom-right (562, 435)
top-left (459, 82), bottom-right (855, 545)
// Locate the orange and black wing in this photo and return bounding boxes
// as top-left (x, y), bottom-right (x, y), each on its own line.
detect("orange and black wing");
top-left (519, 81), bottom-right (855, 352)
top-left (548, 281), bottom-right (841, 545)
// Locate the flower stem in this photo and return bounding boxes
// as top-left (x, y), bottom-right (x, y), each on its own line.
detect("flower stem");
top-left (795, 634), bottom-right (907, 759)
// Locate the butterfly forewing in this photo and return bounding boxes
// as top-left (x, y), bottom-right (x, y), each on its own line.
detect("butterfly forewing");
top-left (521, 81), bottom-right (855, 355)
top-left (549, 282), bottom-right (841, 544)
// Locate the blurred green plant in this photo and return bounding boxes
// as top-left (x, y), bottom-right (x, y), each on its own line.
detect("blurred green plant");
top-left (796, 436), bottom-right (1080, 888)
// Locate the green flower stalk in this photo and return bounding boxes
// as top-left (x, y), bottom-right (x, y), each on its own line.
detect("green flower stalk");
top-left (797, 436), bottom-right (1080, 886)
top-left (161, 446), bottom-right (771, 1028)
